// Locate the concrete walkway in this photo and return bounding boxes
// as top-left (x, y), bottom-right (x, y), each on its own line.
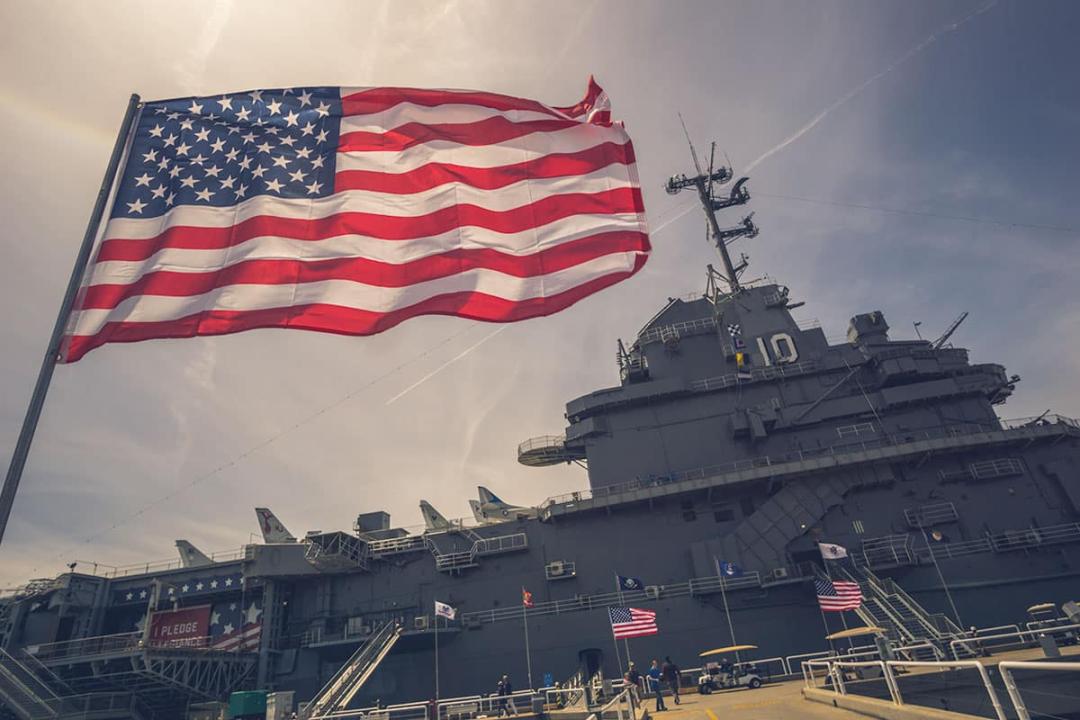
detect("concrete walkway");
top-left (641, 681), bottom-right (865, 720)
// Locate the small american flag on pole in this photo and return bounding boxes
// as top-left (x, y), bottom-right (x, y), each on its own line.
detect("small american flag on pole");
top-left (608, 606), bottom-right (658, 639)
top-left (815, 578), bottom-right (863, 612)
top-left (61, 79), bottom-right (648, 362)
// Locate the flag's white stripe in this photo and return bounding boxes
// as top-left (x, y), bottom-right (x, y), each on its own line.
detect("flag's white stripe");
top-left (87, 214), bottom-right (644, 285)
top-left (103, 169), bottom-right (637, 240)
top-left (335, 123), bottom-right (629, 173)
top-left (338, 104), bottom-right (558, 134)
top-left (70, 252), bottom-right (639, 337)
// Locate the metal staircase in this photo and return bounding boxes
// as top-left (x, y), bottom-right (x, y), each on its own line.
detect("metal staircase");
top-left (301, 620), bottom-right (402, 719)
top-left (0, 648), bottom-right (60, 719)
top-left (837, 566), bottom-right (965, 660)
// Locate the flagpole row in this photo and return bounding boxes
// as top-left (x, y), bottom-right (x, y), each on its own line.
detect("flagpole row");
top-left (0, 93), bottom-right (141, 548)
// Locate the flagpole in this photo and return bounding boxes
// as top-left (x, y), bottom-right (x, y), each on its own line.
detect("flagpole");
top-left (434, 612), bottom-right (440, 709)
top-left (714, 558), bottom-right (740, 665)
top-left (522, 600), bottom-right (533, 690)
top-left (614, 574), bottom-right (631, 666)
top-left (0, 93), bottom-right (141, 548)
top-left (822, 561), bottom-right (853, 649)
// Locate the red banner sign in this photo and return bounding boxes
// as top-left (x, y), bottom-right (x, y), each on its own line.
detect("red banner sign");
top-left (148, 605), bottom-right (211, 648)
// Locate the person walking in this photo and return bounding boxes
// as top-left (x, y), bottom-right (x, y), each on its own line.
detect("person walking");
top-left (661, 656), bottom-right (681, 705)
top-left (497, 674), bottom-right (518, 716)
top-left (648, 659), bottom-right (667, 711)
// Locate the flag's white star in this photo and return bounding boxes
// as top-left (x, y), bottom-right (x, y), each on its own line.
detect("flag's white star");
top-left (210, 138), bottom-right (226, 153)
top-left (166, 111), bottom-right (180, 121)
top-left (298, 90), bottom-right (313, 107)
top-left (238, 156), bottom-right (253, 170)
top-left (179, 118), bottom-right (194, 131)
top-left (126, 198), bottom-right (147, 214)
top-left (289, 168), bottom-right (306, 183)
top-left (188, 101), bottom-right (203, 114)
top-left (210, 580), bottom-right (219, 589)
top-left (315, 129), bottom-right (329, 143)
top-left (224, 148), bottom-right (239, 162)
top-left (272, 156), bottom-right (290, 169)
top-left (195, 582), bottom-right (204, 591)
top-left (279, 136), bottom-right (297, 148)
top-left (300, 122), bottom-right (316, 137)
top-left (265, 178), bottom-right (284, 192)
top-left (223, 623), bottom-right (234, 634)
top-left (266, 98), bottom-right (282, 115)
top-left (163, 134), bottom-right (178, 147)
top-left (245, 603), bottom-right (262, 624)
top-left (157, 157), bottom-right (170, 172)
top-left (190, 153), bottom-right (207, 166)
top-left (154, 106), bottom-right (168, 115)
top-left (249, 89), bottom-right (264, 103)
top-left (256, 141), bottom-right (273, 154)
top-left (204, 165), bottom-right (222, 178)
top-left (149, 124), bottom-right (165, 138)
top-left (175, 142), bottom-right (191, 156)
top-left (181, 584), bottom-right (190, 593)
top-left (241, 131), bottom-right (256, 145)
top-left (168, 165), bottom-right (181, 179)
top-left (236, 106), bottom-right (252, 122)
top-left (235, 183), bottom-right (248, 199)
top-left (125, 592), bottom-right (133, 601)
top-left (315, 101), bottom-right (331, 118)
top-left (195, 187), bottom-right (214, 202)
top-left (216, 96), bottom-right (233, 111)
top-left (305, 180), bottom-right (323, 195)
top-left (141, 149), bottom-right (158, 163)
top-left (179, 175), bottom-right (197, 189)
top-left (139, 590), bottom-right (147, 599)
top-left (251, 165), bottom-right (268, 179)
top-left (220, 175), bottom-right (236, 189)
top-left (296, 147), bottom-right (312, 159)
top-left (284, 110), bottom-right (300, 127)
top-left (228, 126), bottom-right (241, 135)
top-left (265, 127), bottom-right (281, 136)
top-left (134, 172), bottom-right (153, 187)
top-left (229, 603), bottom-right (237, 610)
top-left (195, 127), bottom-right (211, 143)
top-left (165, 192), bottom-right (176, 206)
top-left (150, 184), bottom-right (167, 199)
top-left (311, 156), bottom-right (325, 169)
top-left (224, 578), bottom-right (234, 587)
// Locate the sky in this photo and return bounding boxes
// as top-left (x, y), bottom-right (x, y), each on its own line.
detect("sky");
top-left (1, 0), bottom-right (1078, 586)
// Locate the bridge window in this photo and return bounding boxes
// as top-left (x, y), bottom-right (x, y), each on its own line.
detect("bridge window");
top-left (836, 422), bottom-right (875, 438)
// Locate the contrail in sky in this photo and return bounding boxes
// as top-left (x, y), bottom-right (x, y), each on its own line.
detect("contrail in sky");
top-left (385, 325), bottom-right (509, 406)
top-left (743, 1), bottom-right (998, 174)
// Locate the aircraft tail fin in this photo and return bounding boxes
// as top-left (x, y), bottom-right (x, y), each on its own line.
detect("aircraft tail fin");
top-left (254, 507), bottom-right (296, 543)
top-left (175, 540), bottom-right (212, 568)
top-left (420, 500), bottom-right (452, 531)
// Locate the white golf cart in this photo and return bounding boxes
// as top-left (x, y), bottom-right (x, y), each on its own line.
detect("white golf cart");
top-left (696, 645), bottom-right (764, 693)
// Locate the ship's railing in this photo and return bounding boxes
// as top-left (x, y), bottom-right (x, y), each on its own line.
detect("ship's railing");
top-left (1000, 661), bottom-right (1080, 720)
top-left (688, 359), bottom-right (819, 392)
top-left (70, 547), bottom-right (247, 579)
top-left (541, 414), bottom-right (1080, 510)
top-left (903, 501), bottom-right (959, 528)
top-left (949, 623), bottom-right (1080, 660)
top-left (637, 316), bottom-right (717, 345)
top-left (517, 434), bottom-right (567, 455)
top-left (28, 630), bottom-right (262, 661)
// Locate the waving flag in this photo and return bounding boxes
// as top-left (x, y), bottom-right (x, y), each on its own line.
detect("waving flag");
top-left (61, 79), bottom-right (649, 362)
top-left (522, 587), bottom-right (534, 608)
top-left (434, 601), bottom-right (456, 620)
top-left (617, 575), bottom-right (644, 591)
top-left (815, 578), bottom-right (862, 612)
top-left (818, 543), bottom-right (849, 560)
top-left (608, 606), bottom-right (658, 639)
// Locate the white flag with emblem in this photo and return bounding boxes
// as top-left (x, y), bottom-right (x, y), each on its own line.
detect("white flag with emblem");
top-left (818, 542), bottom-right (848, 560)
top-left (434, 601), bottom-right (456, 620)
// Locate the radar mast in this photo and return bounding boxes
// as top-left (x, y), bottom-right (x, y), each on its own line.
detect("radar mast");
top-left (665, 118), bottom-right (755, 295)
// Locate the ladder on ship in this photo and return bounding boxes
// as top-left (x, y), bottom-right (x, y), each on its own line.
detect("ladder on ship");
top-left (301, 619), bottom-right (403, 719)
top-left (0, 647), bottom-right (61, 720)
top-left (835, 566), bottom-right (968, 660)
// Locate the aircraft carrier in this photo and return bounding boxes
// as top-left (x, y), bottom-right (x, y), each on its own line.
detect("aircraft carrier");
top-left (2, 154), bottom-right (1080, 720)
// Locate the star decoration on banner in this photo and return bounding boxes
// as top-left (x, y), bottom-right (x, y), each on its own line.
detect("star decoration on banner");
top-left (113, 87), bottom-right (341, 219)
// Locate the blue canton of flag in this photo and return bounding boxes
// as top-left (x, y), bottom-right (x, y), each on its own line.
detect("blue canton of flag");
top-left (617, 575), bottom-right (644, 591)
top-left (114, 88), bottom-right (342, 218)
top-left (210, 596), bottom-right (263, 652)
top-left (717, 561), bottom-right (743, 578)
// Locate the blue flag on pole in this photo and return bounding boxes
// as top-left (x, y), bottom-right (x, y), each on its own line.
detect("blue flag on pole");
top-left (717, 561), bottom-right (743, 578)
top-left (617, 575), bottom-right (645, 591)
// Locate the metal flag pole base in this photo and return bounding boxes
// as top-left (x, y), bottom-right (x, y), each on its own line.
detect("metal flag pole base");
top-left (0, 94), bottom-right (141, 548)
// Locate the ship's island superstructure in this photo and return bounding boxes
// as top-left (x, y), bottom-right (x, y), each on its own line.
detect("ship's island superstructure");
top-left (2, 154), bottom-right (1080, 719)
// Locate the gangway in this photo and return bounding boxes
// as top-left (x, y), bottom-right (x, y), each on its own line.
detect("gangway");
top-left (302, 619), bottom-right (402, 719)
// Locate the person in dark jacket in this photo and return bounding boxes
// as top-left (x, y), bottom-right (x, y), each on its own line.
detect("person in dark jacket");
top-left (648, 659), bottom-right (667, 711)
top-left (497, 674), bottom-right (518, 716)
top-left (661, 656), bottom-right (680, 705)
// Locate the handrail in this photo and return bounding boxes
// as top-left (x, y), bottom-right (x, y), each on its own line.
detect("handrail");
top-left (999, 661), bottom-right (1080, 720)
top-left (304, 620), bottom-right (401, 718)
top-left (887, 660), bottom-right (1006, 720)
top-left (950, 623), bottom-right (1080, 659)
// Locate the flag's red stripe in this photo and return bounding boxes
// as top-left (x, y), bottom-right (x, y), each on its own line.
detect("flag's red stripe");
top-left (64, 256), bottom-right (646, 362)
top-left (341, 87), bottom-right (567, 120)
top-left (97, 188), bottom-right (645, 261)
top-left (338, 117), bottom-right (581, 153)
top-left (81, 232), bottom-right (650, 311)
top-left (333, 141), bottom-right (636, 194)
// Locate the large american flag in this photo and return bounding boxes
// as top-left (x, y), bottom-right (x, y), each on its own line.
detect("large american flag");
top-left (608, 606), bottom-right (658, 639)
top-left (815, 578), bottom-right (863, 612)
top-left (61, 79), bottom-right (649, 362)
top-left (209, 597), bottom-right (263, 652)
